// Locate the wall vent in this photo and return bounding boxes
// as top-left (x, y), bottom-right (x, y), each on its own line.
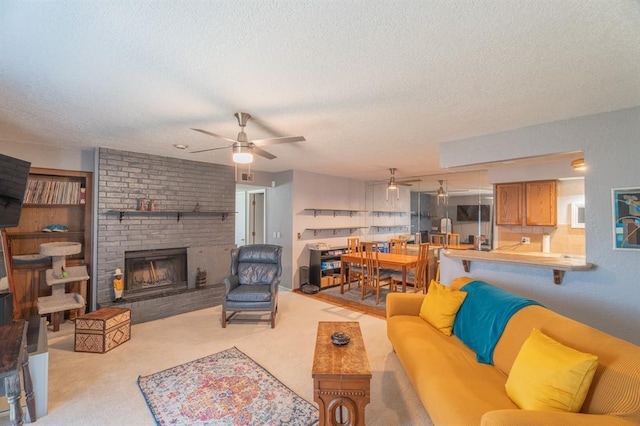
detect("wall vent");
top-left (240, 172), bottom-right (254, 182)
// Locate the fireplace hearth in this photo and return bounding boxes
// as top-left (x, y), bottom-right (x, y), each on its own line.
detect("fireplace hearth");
top-left (124, 248), bottom-right (187, 297)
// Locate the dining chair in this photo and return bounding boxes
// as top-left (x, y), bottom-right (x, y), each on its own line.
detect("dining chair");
top-left (448, 233), bottom-right (461, 246)
top-left (391, 243), bottom-right (430, 293)
top-left (345, 237), bottom-right (363, 290)
top-left (360, 242), bottom-right (392, 305)
top-left (430, 234), bottom-right (446, 245)
top-left (389, 238), bottom-right (408, 255)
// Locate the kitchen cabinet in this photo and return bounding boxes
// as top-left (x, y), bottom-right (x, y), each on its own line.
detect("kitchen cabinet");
top-left (495, 183), bottom-right (523, 225)
top-left (494, 180), bottom-right (557, 227)
top-left (525, 180), bottom-right (557, 226)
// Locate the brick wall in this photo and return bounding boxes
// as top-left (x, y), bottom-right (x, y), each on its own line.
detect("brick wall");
top-left (96, 148), bottom-right (236, 323)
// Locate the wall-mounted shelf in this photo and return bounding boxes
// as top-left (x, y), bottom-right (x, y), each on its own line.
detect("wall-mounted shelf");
top-left (304, 208), bottom-right (366, 217)
top-left (107, 210), bottom-right (235, 223)
top-left (370, 210), bottom-right (407, 216)
top-left (370, 225), bottom-right (410, 232)
top-left (442, 249), bottom-right (594, 285)
top-left (305, 227), bottom-right (367, 236)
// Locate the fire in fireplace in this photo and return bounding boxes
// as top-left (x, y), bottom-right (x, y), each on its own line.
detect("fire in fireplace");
top-left (124, 248), bottom-right (187, 296)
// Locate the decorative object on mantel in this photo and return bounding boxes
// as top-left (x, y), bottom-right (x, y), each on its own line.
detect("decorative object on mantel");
top-left (137, 197), bottom-right (147, 211)
top-left (195, 268), bottom-right (207, 288)
top-left (148, 199), bottom-right (156, 212)
top-left (193, 202), bottom-right (200, 212)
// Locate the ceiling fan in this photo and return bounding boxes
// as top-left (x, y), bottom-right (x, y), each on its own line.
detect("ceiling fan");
top-left (190, 112), bottom-right (306, 163)
top-left (386, 168), bottom-right (421, 189)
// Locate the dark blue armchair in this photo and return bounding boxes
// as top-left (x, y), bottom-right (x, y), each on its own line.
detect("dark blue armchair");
top-left (221, 244), bottom-right (282, 328)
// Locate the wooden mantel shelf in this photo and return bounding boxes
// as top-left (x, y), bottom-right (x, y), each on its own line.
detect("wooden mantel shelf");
top-left (442, 249), bottom-right (594, 284)
top-left (107, 210), bottom-right (234, 222)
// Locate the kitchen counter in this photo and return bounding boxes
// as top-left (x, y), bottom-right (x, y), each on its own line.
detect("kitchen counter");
top-left (442, 249), bottom-right (594, 284)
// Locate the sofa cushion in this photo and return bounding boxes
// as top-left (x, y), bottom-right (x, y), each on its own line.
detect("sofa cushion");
top-left (506, 328), bottom-right (598, 413)
top-left (388, 314), bottom-right (518, 425)
top-left (419, 280), bottom-right (467, 336)
top-left (492, 305), bottom-right (640, 422)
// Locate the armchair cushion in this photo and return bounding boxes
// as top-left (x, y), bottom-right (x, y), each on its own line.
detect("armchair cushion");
top-left (227, 285), bottom-right (273, 303)
top-left (232, 244), bottom-right (282, 285)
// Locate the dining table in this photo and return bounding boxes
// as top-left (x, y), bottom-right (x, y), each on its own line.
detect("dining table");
top-left (339, 251), bottom-right (418, 293)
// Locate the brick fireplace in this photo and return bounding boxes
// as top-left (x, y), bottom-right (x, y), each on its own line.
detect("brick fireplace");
top-left (95, 148), bottom-right (236, 323)
top-left (124, 247), bottom-right (188, 297)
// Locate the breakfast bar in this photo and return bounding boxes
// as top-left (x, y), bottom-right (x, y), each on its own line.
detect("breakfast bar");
top-left (443, 249), bottom-right (594, 284)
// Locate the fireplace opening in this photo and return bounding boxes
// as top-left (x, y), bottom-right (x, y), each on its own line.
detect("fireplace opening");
top-left (124, 248), bottom-right (187, 297)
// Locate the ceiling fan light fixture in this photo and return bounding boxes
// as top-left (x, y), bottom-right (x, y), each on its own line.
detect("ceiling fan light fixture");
top-left (387, 178), bottom-right (398, 190)
top-left (571, 158), bottom-right (586, 171)
top-left (436, 179), bottom-right (448, 205)
top-left (232, 144), bottom-right (253, 164)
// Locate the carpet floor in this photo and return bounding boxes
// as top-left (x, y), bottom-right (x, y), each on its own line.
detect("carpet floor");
top-left (0, 291), bottom-right (432, 426)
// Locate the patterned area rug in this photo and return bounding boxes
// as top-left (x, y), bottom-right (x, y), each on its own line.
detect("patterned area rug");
top-left (138, 347), bottom-right (319, 426)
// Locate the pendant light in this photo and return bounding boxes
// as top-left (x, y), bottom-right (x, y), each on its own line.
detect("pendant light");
top-left (436, 179), bottom-right (448, 205)
top-left (386, 168), bottom-right (400, 200)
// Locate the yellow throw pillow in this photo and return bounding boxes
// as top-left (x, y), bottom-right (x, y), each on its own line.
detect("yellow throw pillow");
top-left (505, 328), bottom-right (598, 412)
top-left (419, 280), bottom-right (467, 336)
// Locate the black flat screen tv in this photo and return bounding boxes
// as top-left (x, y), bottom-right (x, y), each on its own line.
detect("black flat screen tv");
top-left (0, 153), bottom-right (31, 228)
top-left (456, 204), bottom-right (490, 222)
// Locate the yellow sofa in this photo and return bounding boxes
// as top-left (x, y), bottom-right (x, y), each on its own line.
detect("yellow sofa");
top-left (386, 279), bottom-right (640, 425)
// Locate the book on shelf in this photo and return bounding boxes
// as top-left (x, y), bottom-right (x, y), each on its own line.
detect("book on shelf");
top-left (23, 179), bottom-right (85, 205)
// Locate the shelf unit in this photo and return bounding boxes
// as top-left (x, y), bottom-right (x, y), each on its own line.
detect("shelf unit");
top-left (106, 210), bottom-right (234, 222)
top-left (2, 167), bottom-right (93, 321)
top-left (370, 210), bottom-right (410, 236)
top-left (370, 225), bottom-right (410, 233)
top-left (304, 208), bottom-right (366, 217)
top-left (309, 246), bottom-right (346, 288)
top-left (305, 227), bottom-right (367, 236)
top-left (303, 207), bottom-right (367, 236)
top-left (370, 210), bottom-right (407, 216)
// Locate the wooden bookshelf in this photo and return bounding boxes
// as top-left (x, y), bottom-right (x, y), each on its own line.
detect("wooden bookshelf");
top-left (2, 167), bottom-right (93, 320)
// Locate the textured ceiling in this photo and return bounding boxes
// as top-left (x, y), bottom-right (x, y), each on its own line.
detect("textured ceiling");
top-left (2, 1), bottom-right (639, 185)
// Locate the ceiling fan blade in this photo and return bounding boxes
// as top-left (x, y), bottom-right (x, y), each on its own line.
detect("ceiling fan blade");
top-left (252, 146), bottom-right (277, 160)
top-left (251, 136), bottom-right (306, 146)
top-left (190, 145), bottom-right (231, 154)
top-left (191, 128), bottom-right (238, 144)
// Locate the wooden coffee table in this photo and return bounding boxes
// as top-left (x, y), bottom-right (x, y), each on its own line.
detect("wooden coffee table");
top-left (312, 321), bottom-right (371, 426)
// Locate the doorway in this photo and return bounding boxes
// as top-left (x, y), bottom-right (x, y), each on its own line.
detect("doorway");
top-left (235, 188), bottom-right (266, 247)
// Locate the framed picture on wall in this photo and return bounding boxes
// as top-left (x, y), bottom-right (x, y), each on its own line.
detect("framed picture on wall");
top-left (612, 187), bottom-right (640, 250)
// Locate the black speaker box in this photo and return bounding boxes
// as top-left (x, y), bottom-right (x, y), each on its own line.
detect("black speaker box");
top-left (0, 292), bottom-right (14, 325)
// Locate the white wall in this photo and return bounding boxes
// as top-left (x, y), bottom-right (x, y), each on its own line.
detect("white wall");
top-left (290, 170), bottom-right (367, 290)
top-left (265, 170), bottom-right (294, 288)
top-left (0, 141), bottom-right (94, 171)
top-left (440, 106), bottom-right (640, 344)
